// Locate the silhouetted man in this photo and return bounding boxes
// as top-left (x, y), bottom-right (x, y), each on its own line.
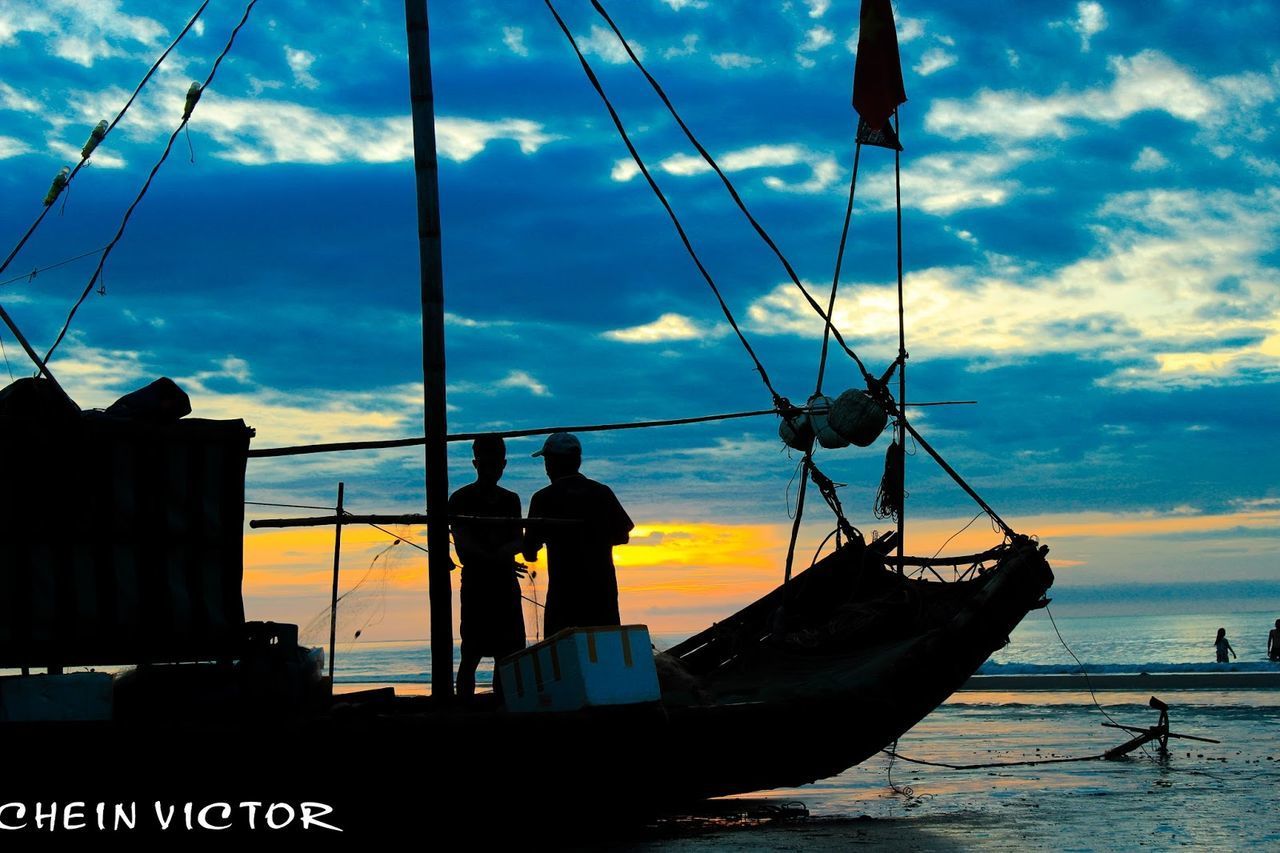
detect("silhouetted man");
top-left (522, 432), bottom-right (633, 636)
top-left (449, 436), bottom-right (526, 699)
top-left (1269, 619), bottom-right (1280, 662)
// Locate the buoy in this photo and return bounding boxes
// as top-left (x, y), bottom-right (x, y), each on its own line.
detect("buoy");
top-left (43, 167), bottom-right (70, 207)
top-left (828, 388), bottom-right (888, 447)
top-left (81, 120), bottom-right (108, 159)
top-left (183, 82), bottom-right (202, 121)
top-left (778, 410), bottom-right (814, 451)
top-left (809, 394), bottom-right (850, 449)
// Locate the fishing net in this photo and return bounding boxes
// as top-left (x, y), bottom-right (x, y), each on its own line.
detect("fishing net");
top-left (300, 533), bottom-right (412, 649)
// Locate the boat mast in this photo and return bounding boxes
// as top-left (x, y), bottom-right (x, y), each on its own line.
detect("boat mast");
top-left (894, 109), bottom-right (905, 574)
top-left (404, 0), bottom-right (453, 698)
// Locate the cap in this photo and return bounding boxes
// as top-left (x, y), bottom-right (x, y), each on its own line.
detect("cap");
top-left (532, 431), bottom-right (581, 457)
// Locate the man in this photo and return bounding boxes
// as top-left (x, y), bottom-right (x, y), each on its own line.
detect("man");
top-left (1269, 619), bottom-right (1280, 662)
top-left (522, 432), bottom-right (634, 636)
top-left (448, 435), bottom-right (526, 699)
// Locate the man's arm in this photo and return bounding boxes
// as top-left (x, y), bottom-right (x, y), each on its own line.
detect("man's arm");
top-left (603, 485), bottom-right (634, 546)
top-left (522, 491), bottom-right (545, 562)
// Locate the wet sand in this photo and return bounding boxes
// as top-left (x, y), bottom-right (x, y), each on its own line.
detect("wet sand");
top-left (607, 689), bottom-right (1280, 851)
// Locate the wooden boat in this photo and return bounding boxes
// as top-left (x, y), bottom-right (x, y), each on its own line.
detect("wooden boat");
top-left (0, 0), bottom-right (1054, 838)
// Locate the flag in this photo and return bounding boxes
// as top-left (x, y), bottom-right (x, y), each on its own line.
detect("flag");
top-left (852, 0), bottom-right (907, 132)
top-left (856, 116), bottom-right (902, 151)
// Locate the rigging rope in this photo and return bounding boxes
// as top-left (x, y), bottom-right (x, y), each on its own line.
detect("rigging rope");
top-left (0, 245), bottom-right (110, 289)
top-left (882, 746), bottom-right (1113, 771)
top-left (590, 0), bottom-right (879, 389)
top-left (814, 142), bottom-right (861, 396)
top-left (545, 0), bottom-right (782, 406)
top-left (781, 452), bottom-right (812, 583)
top-left (43, 0), bottom-right (258, 366)
top-left (0, 0), bottom-right (212, 281)
top-left (247, 406), bottom-right (782, 459)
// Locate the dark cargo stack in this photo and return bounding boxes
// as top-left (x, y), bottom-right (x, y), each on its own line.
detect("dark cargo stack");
top-left (0, 377), bottom-right (252, 669)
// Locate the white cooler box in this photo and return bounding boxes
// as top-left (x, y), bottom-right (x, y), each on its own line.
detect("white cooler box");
top-left (499, 625), bottom-right (659, 713)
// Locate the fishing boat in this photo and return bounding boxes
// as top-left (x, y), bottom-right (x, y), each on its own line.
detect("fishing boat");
top-left (0, 0), bottom-right (1052, 836)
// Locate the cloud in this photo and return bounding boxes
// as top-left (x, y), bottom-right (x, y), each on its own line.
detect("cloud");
top-left (1055, 1), bottom-right (1108, 53)
top-left (926, 50), bottom-right (1267, 142)
top-left (0, 82), bottom-right (42, 113)
top-left (805, 0), bottom-right (831, 18)
top-left (798, 26), bottom-right (834, 53)
top-left (603, 312), bottom-right (725, 343)
top-left (914, 47), bottom-right (957, 77)
top-left (502, 26), bottom-right (529, 57)
top-left (0, 0), bottom-right (165, 66)
top-left (745, 187), bottom-right (1280, 387)
top-left (897, 18), bottom-right (926, 43)
top-left (664, 34), bottom-right (698, 59)
top-left (1133, 146), bottom-right (1168, 172)
top-left (661, 0), bottom-right (708, 9)
top-left (284, 47), bottom-right (319, 90)
top-left (56, 77), bottom-right (560, 166)
top-left (0, 135), bottom-right (32, 159)
top-left (579, 24), bottom-right (643, 65)
top-left (711, 52), bottom-right (761, 70)
top-left (611, 143), bottom-right (840, 194)
top-left (864, 150), bottom-right (1033, 214)
top-left (496, 370), bottom-right (551, 397)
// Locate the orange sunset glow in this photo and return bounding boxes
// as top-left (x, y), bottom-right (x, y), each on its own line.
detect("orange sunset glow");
top-left (242, 504), bottom-right (1280, 640)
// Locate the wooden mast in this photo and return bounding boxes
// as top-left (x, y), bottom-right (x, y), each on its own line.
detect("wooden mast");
top-left (894, 109), bottom-right (906, 574)
top-left (404, 0), bottom-right (453, 699)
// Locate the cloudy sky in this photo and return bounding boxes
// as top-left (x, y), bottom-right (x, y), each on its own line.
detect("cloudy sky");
top-left (1, 0), bottom-right (1277, 640)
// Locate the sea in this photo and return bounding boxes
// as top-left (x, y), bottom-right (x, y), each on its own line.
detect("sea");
top-left (332, 609), bottom-right (1280, 850)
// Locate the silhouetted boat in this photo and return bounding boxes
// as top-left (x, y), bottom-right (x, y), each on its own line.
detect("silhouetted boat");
top-left (0, 0), bottom-right (1053, 836)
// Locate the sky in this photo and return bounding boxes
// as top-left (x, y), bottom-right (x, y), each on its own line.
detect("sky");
top-left (1, 0), bottom-right (1277, 641)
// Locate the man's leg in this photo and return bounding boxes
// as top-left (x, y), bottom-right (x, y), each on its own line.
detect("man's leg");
top-left (457, 648), bottom-right (480, 700)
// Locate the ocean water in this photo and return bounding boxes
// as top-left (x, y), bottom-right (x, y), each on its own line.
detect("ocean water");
top-left (328, 608), bottom-right (1280, 688)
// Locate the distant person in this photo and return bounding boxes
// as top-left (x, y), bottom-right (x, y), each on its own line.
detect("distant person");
top-left (522, 432), bottom-right (634, 636)
top-left (1214, 627), bottom-right (1237, 664)
top-left (1269, 619), bottom-right (1280, 662)
top-left (449, 436), bottom-right (527, 700)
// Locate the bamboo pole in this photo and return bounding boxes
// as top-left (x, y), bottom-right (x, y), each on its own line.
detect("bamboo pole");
top-left (328, 482), bottom-right (344, 688)
top-left (893, 109), bottom-right (906, 575)
top-left (250, 513), bottom-right (579, 530)
top-left (404, 0), bottom-right (453, 699)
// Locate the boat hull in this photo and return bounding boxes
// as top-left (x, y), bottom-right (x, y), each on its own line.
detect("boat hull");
top-left (3, 537), bottom-right (1050, 835)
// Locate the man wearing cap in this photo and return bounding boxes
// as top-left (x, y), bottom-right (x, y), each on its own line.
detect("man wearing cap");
top-left (523, 432), bottom-right (634, 636)
top-left (449, 435), bottom-right (527, 700)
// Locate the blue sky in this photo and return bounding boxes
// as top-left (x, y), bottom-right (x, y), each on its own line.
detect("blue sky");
top-left (1, 0), bottom-right (1278, 635)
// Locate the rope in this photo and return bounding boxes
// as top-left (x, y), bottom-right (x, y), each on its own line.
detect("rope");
top-left (43, 0), bottom-right (258, 365)
top-left (808, 460), bottom-right (858, 543)
top-left (882, 746), bottom-right (1110, 771)
top-left (897, 416), bottom-right (1014, 538)
top-left (245, 500), bottom-right (337, 511)
top-left (782, 452), bottom-right (812, 583)
top-left (590, 0), bottom-right (878, 388)
top-left (1045, 604), bottom-right (1135, 739)
top-left (545, 0), bottom-right (782, 406)
top-left (814, 141), bottom-right (861, 395)
top-left (359, 518), bottom-right (431, 556)
top-left (929, 511), bottom-right (984, 562)
top-left (0, 245), bottom-right (110, 289)
top-left (0, 335), bottom-right (12, 383)
top-left (247, 406), bottom-right (781, 458)
top-left (0, 1), bottom-right (211, 281)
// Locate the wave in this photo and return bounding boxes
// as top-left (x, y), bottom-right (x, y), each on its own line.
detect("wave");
top-left (335, 673), bottom-right (434, 683)
top-left (977, 661), bottom-right (1280, 675)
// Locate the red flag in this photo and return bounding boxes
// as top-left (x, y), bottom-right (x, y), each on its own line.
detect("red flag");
top-left (852, 0), bottom-right (907, 131)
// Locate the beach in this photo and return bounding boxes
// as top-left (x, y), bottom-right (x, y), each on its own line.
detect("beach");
top-left (328, 610), bottom-right (1280, 849)
top-left (612, 688), bottom-right (1280, 850)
